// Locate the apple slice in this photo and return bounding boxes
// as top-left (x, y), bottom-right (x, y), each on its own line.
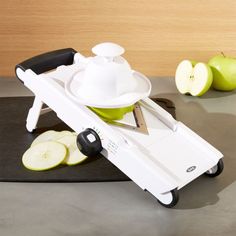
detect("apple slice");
top-left (57, 135), bottom-right (88, 165)
top-left (31, 130), bottom-right (58, 146)
top-left (175, 60), bottom-right (213, 96)
top-left (31, 130), bottom-right (74, 146)
top-left (22, 141), bottom-right (67, 171)
top-left (54, 130), bottom-right (74, 140)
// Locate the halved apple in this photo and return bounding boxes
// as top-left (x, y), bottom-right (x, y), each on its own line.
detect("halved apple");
top-left (22, 141), bottom-right (67, 171)
top-left (57, 135), bottom-right (88, 165)
top-left (175, 60), bottom-right (213, 96)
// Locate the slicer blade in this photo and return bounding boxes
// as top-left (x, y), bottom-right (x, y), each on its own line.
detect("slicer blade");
top-left (104, 103), bottom-right (149, 134)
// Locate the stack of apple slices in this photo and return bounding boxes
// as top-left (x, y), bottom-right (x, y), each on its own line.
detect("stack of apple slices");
top-left (22, 130), bottom-right (88, 171)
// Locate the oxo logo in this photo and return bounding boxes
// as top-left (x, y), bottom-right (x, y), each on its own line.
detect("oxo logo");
top-left (186, 166), bottom-right (196, 172)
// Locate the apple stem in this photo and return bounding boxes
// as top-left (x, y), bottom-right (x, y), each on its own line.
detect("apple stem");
top-left (221, 51), bottom-right (226, 57)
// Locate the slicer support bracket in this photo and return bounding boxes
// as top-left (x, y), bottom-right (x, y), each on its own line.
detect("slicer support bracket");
top-left (26, 96), bottom-right (51, 132)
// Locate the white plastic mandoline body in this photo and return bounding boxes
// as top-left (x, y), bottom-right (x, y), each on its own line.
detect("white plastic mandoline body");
top-left (16, 56), bottom-right (223, 205)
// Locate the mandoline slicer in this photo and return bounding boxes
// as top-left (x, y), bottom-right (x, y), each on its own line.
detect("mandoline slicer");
top-left (15, 45), bottom-right (224, 208)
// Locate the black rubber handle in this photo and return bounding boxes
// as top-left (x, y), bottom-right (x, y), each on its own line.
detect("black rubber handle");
top-left (15, 48), bottom-right (77, 75)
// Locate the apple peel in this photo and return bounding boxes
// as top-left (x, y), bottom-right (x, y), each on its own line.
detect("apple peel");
top-left (208, 55), bottom-right (236, 91)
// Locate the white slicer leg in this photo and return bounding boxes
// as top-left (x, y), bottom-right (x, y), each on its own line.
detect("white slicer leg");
top-left (26, 96), bottom-right (43, 132)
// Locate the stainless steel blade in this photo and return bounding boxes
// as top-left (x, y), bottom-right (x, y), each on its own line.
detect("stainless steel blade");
top-left (104, 102), bottom-right (149, 134)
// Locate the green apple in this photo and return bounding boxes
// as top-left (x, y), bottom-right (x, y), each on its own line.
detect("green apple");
top-left (89, 105), bottom-right (134, 120)
top-left (22, 141), bottom-right (67, 171)
top-left (208, 55), bottom-right (236, 91)
top-left (175, 60), bottom-right (213, 96)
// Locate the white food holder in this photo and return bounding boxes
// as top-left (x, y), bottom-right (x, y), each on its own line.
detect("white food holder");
top-left (65, 42), bottom-right (152, 108)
